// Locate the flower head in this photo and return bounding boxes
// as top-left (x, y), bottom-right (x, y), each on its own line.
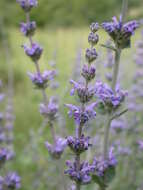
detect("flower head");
top-left (45, 137), bottom-right (67, 159)
top-left (4, 172), bottom-right (21, 189)
top-left (93, 147), bottom-right (117, 177)
top-left (67, 135), bottom-right (91, 154)
top-left (0, 148), bottom-right (9, 167)
top-left (81, 64), bottom-right (96, 82)
top-left (28, 70), bottom-right (55, 89)
top-left (95, 81), bottom-right (127, 113)
top-left (102, 16), bottom-right (139, 49)
top-left (90, 22), bottom-right (99, 33)
top-left (88, 32), bottom-right (99, 46)
top-left (65, 160), bottom-right (95, 185)
top-left (40, 97), bottom-right (59, 120)
top-left (20, 21), bottom-right (36, 36)
top-left (65, 103), bottom-right (96, 126)
top-left (17, 0), bottom-right (38, 12)
top-left (23, 43), bottom-right (43, 61)
top-left (85, 48), bottom-right (98, 63)
top-left (70, 80), bottom-right (94, 103)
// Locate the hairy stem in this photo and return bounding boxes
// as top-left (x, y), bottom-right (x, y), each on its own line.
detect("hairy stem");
top-left (111, 48), bottom-right (121, 92)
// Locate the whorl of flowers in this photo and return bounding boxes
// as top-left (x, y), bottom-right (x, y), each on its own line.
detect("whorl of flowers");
top-left (93, 147), bottom-right (117, 177)
top-left (102, 16), bottom-right (139, 49)
top-left (95, 81), bottom-right (128, 113)
top-left (45, 137), bottom-right (67, 159)
top-left (65, 160), bottom-right (95, 185)
top-left (17, 0), bottom-right (66, 159)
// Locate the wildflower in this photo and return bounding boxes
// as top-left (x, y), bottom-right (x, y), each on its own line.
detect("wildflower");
top-left (65, 103), bottom-right (96, 126)
top-left (67, 135), bottom-right (91, 154)
top-left (17, 0), bottom-right (38, 12)
top-left (4, 172), bottom-right (21, 189)
top-left (23, 43), bottom-right (43, 61)
top-left (81, 64), bottom-right (96, 82)
top-left (85, 48), bottom-right (98, 63)
top-left (20, 21), bottom-right (36, 36)
top-left (70, 80), bottom-right (95, 103)
top-left (65, 160), bottom-right (95, 185)
top-left (88, 32), bottom-right (99, 46)
top-left (90, 23), bottom-right (99, 33)
top-left (102, 16), bottom-right (139, 49)
top-left (45, 137), bottom-right (67, 159)
top-left (39, 98), bottom-right (59, 120)
top-left (28, 70), bottom-right (55, 89)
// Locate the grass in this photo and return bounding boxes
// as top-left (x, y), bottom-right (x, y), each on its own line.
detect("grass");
top-left (0, 27), bottom-right (142, 190)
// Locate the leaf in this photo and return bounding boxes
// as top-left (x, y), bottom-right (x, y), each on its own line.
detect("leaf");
top-left (100, 44), bottom-right (116, 51)
top-left (104, 166), bottom-right (116, 184)
top-left (92, 174), bottom-right (106, 189)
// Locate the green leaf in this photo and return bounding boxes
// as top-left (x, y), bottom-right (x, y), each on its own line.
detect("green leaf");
top-left (104, 166), bottom-right (116, 184)
top-left (92, 175), bottom-right (106, 189)
top-left (100, 44), bottom-right (116, 51)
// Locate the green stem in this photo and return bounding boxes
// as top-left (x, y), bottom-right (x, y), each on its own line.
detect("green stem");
top-left (121, 0), bottom-right (128, 23)
top-left (111, 49), bottom-right (121, 91)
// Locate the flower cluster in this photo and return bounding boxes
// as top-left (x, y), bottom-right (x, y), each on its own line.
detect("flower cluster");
top-left (81, 64), bottom-right (96, 82)
top-left (65, 160), bottom-right (95, 185)
top-left (67, 135), bottom-right (91, 154)
top-left (20, 21), bottom-right (36, 37)
top-left (95, 81), bottom-right (127, 113)
top-left (45, 137), bottom-right (67, 159)
top-left (65, 103), bottom-right (96, 126)
top-left (70, 80), bottom-right (95, 103)
top-left (23, 43), bottom-right (43, 61)
top-left (93, 147), bottom-right (117, 177)
top-left (0, 172), bottom-right (21, 190)
top-left (102, 16), bottom-right (139, 49)
top-left (28, 70), bottom-right (55, 89)
top-left (17, 0), bottom-right (38, 12)
top-left (40, 97), bottom-right (59, 120)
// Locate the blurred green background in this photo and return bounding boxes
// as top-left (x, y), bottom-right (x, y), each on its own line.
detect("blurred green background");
top-left (0, 0), bottom-right (143, 190)
top-left (0, 0), bottom-right (143, 27)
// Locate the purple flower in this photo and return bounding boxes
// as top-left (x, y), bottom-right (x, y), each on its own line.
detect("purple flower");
top-left (93, 147), bottom-right (117, 177)
top-left (137, 140), bottom-right (143, 150)
top-left (85, 48), bottom-right (98, 63)
top-left (20, 21), bottom-right (36, 36)
top-left (65, 103), bottom-right (96, 126)
top-left (0, 94), bottom-right (4, 102)
top-left (39, 97), bottom-right (59, 120)
top-left (88, 32), bottom-right (99, 46)
top-left (23, 43), bottom-right (43, 61)
top-left (81, 64), bottom-right (96, 82)
top-left (70, 80), bottom-right (95, 103)
top-left (111, 119), bottom-right (127, 133)
top-left (90, 22), bottom-right (99, 33)
top-left (102, 16), bottom-right (139, 48)
top-left (67, 135), bottom-right (91, 154)
top-left (108, 147), bottom-right (117, 166)
top-left (0, 148), bottom-right (9, 167)
top-left (4, 172), bottom-right (21, 189)
top-left (65, 160), bottom-right (95, 185)
top-left (28, 70), bottom-right (55, 89)
top-left (105, 73), bottom-right (112, 82)
top-left (17, 0), bottom-right (38, 12)
top-left (45, 137), bottom-right (67, 159)
top-left (117, 146), bottom-right (132, 156)
top-left (95, 81), bottom-right (127, 112)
